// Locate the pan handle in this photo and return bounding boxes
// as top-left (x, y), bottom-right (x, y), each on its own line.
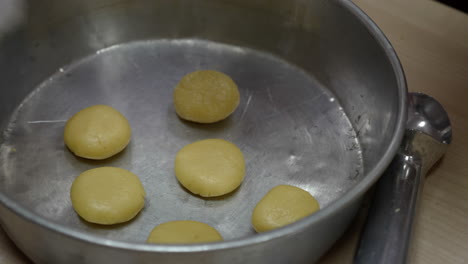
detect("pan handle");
top-left (353, 150), bottom-right (423, 264)
top-left (354, 93), bottom-right (451, 264)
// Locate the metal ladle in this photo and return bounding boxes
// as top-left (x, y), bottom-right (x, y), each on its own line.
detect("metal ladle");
top-left (354, 92), bottom-right (452, 263)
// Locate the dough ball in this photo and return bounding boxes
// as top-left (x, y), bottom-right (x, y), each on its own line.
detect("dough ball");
top-left (175, 139), bottom-right (245, 197)
top-left (64, 105), bottom-right (131, 160)
top-left (147, 220), bottom-right (223, 244)
top-left (252, 185), bottom-right (320, 232)
top-left (173, 70), bottom-right (240, 123)
top-left (70, 167), bottom-right (145, 225)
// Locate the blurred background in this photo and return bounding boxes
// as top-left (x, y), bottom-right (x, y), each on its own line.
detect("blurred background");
top-left (437, 0), bottom-right (468, 13)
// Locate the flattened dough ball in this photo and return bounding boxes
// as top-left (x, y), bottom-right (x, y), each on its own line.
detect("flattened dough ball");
top-left (64, 105), bottom-right (131, 160)
top-left (175, 139), bottom-right (245, 197)
top-left (252, 185), bottom-right (320, 232)
top-left (147, 220), bottom-right (223, 244)
top-left (70, 167), bottom-right (145, 225)
top-left (173, 70), bottom-right (240, 123)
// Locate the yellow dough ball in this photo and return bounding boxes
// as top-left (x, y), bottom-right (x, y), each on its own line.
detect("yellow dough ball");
top-left (175, 139), bottom-right (245, 197)
top-left (173, 70), bottom-right (240, 123)
top-left (147, 220), bottom-right (223, 244)
top-left (70, 167), bottom-right (145, 225)
top-left (252, 185), bottom-right (320, 232)
top-left (64, 105), bottom-right (131, 160)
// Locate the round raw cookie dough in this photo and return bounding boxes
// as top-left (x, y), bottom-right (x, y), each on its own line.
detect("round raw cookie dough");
top-left (70, 167), bottom-right (145, 225)
top-left (173, 70), bottom-right (240, 123)
top-left (175, 139), bottom-right (245, 197)
top-left (64, 105), bottom-right (131, 160)
top-left (252, 185), bottom-right (320, 232)
top-left (147, 220), bottom-right (223, 244)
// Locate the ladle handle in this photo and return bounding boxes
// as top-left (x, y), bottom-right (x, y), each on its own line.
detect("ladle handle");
top-left (354, 152), bottom-right (423, 264)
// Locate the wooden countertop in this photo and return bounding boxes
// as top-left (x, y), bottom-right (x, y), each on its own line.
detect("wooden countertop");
top-left (1, 0), bottom-right (467, 263)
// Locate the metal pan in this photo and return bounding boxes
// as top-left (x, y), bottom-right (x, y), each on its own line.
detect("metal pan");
top-left (0, 0), bottom-right (406, 263)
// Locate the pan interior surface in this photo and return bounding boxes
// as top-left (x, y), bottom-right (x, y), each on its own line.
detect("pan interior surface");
top-left (0, 39), bottom-right (363, 242)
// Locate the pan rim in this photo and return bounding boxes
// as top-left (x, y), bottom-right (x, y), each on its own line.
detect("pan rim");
top-left (0, 0), bottom-right (407, 254)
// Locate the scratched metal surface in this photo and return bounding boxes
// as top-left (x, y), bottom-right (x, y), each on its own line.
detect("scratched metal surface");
top-left (0, 39), bottom-right (363, 242)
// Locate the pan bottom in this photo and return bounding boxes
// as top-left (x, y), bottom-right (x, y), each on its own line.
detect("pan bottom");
top-left (0, 39), bottom-right (363, 242)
